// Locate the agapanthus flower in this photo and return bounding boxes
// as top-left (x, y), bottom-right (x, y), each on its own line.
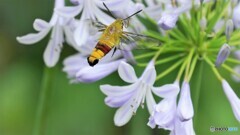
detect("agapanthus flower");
top-left (16, 0), bottom-right (77, 67)
top-left (148, 81), bottom-right (195, 135)
top-left (100, 61), bottom-right (179, 126)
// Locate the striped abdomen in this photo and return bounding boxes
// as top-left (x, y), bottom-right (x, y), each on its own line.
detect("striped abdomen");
top-left (87, 42), bottom-right (112, 67)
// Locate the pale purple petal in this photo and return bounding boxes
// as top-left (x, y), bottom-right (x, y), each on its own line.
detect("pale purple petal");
top-left (100, 83), bottom-right (137, 97)
top-left (158, 13), bottom-right (179, 30)
top-left (16, 28), bottom-right (51, 45)
top-left (74, 21), bottom-right (90, 46)
top-left (76, 59), bottom-right (124, 83)
top-left (33, 19), bottom-right (51, 31)
top-left (93, 6), bottom-right (114, 25)
top-left (222, 80), bottom-right (240, 122)
top-left (43, 26), bottom-right (64, 67)
top-left (100, 83), bottom-right (138, 108)
top-left (141, 68), bottom-right (156, 85)
top-left (96, 0), bottom-right (129, 11)
top-left (55, 5), bottom-right (82, 18)
top-left (121, 50), bottom-right (137, 65)
top-left (177, 82), bottom-right (194, 121)
top-left (156, 98), bottom-right (176, 130)
top-left (173, 119), bottom-right (196, 135)
top-left (118, 61), bottom-right (138, 83)
top-left (152, 84), bottom-right (179, 98)
top-left (146, 88), bottom-right (156, 114)
top-left (114, 100), bottom-right (134, 126)
top-left (63, 54), bottom-right (87, 78)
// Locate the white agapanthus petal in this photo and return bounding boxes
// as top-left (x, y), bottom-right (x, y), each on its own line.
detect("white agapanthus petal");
top-left (33, 19), bottom-right (51, 31)
top-left (222, 80), bottom-right (240, 122)
top-left (43, 26), bottom-right (63, 67)
top-left (158, 13), bottom-right (179, 30)
top-left (55, 5), bottom-right (82, 18)
top-left (118, 61), bottom-right (138, 83)
top-left (100, 83), bottom-right (137, 97)
top-left (152, 98), bottom-right (177, 130)
top-left (173, 119), bottom-right (196, 135)
top-left (114, 101), bottom-right (134, 126)
top-left (63, 26), bottom-right (77, 47)
top-left (104, 95), bottom-right (133, 108)
top-left (152, 84), bottom-right (180, 98)
top-left (141, 68), bottom-right (156, 85)
top-left (101, 83), bottom-right (138, 108)
top-left (74, 21), bottom-right (90, 46)
top-left (96, 0), bottom-right (129, 12)
top-left (177, 82), bottom-right (194, 121)
top-left (121, 50), bottom-right (137, 65)
top-left (63, 54), bottom-right (86, 78)
top-left (146, 88), bottom-right (156, 114)
top-left (76, 59), bottom-right (124, 83)
top-left (93, 6), bottom-right (114, 25)
top-left (16, 28), bottom-right (51, 45)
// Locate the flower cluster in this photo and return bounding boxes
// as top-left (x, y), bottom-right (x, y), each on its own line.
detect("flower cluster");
top-left (17, 0), bottom-right (240, 134)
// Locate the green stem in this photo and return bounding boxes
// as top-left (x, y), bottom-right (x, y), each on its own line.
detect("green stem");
top-left (204, 57), bottom-right (223, 81)
top-left (226, 58), bottom-right (240, 65)
top-left (135, 52), bottom-right (156, 60)
top-left (184, 49), bottom-right (194, 80)
top-left (156, 58), bottom-right (184, 80)
top-left (187, 55), bottom-right (198, 82)
top-left (33, 67), bottom-right (55, 135)
top-left (222, 64), bottom-right (240, 78)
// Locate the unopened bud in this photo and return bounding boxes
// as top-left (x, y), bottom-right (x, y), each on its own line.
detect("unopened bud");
top-left (158, 13), bottom-right (178, 30)
top-left (200, 17), bottom-right (207, 30)
top-left (225, 19), bottom-right (234, 42)
top-left (215, 43), bottom-right (231, 67)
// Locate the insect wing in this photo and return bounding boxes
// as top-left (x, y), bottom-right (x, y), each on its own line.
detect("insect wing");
top-left (119, 31), bottom-right (161, 51)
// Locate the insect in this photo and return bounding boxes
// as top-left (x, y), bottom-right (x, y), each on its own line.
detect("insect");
top-left (87, 3), bottom-right (157, 67)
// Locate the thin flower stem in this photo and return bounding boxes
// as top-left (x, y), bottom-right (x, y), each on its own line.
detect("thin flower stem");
top-left (204, 57), bottom-right (223, 81)
top-left (222, 64), bottom-right (240, 78)
top-left (184, 49), bottom-right (195, 80)
top-left (187, 55), bottom-right (198, 82)
top-left (135, 52), bottom-right (156, 60)
top-left (155, 53), bottom-right (185, 65)
top-left (33, 67), bottom-right (55, 135)
top-left (137, 53), bottom-right (184, 67)
top-left (156, 58), bottom-right (185, 80)
top-left (226, 58), bottom-right (240, 64)
top-left (176, 57), bottom-right (188, 81)
top-left (152, 45), bottom-right (166, 62)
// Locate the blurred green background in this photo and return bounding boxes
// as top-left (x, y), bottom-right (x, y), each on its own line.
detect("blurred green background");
top-left (0, 0), bottom-right (239, 135)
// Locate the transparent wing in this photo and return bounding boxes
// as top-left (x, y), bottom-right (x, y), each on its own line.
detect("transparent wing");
top-left (118, 31), bottom-right (161, 51)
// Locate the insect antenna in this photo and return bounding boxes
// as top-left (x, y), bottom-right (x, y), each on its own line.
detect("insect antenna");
top-left (123, 10), bottom-right (142, 20)
top-left (103, 2), bottom-right (117, 19)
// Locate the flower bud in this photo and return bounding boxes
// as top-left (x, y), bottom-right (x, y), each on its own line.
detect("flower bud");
top-left (215, 43), bottom-right (231, 67)
top-left (225, 19), bottom-right (234, 42)
top-left (158, 13), bottom-right (179, 30)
